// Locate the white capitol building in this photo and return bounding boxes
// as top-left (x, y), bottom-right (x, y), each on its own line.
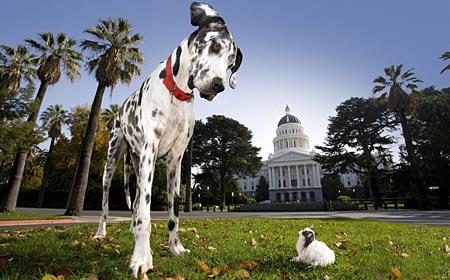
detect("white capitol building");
top-left (237, 106), bottom-right (323, 203)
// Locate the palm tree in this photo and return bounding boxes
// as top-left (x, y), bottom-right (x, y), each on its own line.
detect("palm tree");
top-left (372, 64), bottom-right (430, 209)
top-left (440, 50), bottom-right (450, 74)
top-left (65, 18), bottom-right (144, 215)
top-left (0, 44), bottom-right (37, 92)
top-left (36, 104), bottom-right (68, 208)
top-left (101, 104), bottom-right (119, 130)
top-left (0, 33), bottom-right (81, 212)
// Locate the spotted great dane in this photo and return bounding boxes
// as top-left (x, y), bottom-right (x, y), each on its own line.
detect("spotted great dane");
top-left (94, 2), bottom-right (242, 278)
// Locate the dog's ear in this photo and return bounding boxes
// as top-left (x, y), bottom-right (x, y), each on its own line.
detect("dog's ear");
top-left (190, 2), bottom-right (225, 29)
top-left (229, 48), bottom-right (242, 89)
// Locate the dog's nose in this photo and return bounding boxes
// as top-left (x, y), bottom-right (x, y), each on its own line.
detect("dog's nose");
top-left (212, 77), bottom-right (225, 92)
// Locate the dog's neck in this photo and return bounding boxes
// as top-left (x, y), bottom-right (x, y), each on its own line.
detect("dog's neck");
top-left (169, 39), bottom-right (192, 94)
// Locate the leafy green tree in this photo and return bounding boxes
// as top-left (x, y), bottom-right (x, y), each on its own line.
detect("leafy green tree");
top-left (36, 104), bottom-right (68, 207)
top-left (440, 49), bottom-right (450, 74)
top-left (255, 175), bottom-right (269, 202)
top-left (1, 33), bottom-right (81, 212)
top-left (315, 97), bottom-right (395, 208)
top-left (193, 115), bottom-right (262, 209)
top-left (66, 18), bottom-right (144, 215)
top-left (101, 104), bottom-right (119, 130)
top-left (0, 86), bottom-right (37, 184)
top-left (411, 90), bottom-right (450, 208)
top-left (320, 174), bottom-right (345, 201)
top-left (372, 64), bottom-right (430, 209)
top-left (0, 45), bottom-right (37, 92)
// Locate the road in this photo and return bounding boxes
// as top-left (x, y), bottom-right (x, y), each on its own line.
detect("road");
top-left (10, 207), bottom-right (450, 227)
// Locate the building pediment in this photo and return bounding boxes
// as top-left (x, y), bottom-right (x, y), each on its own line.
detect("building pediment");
top-left (268, 151), bottom-right (315, 164)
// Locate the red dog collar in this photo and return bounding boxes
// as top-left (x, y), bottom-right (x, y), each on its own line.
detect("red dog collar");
top-left (163, 55), bottom-right (193, 102)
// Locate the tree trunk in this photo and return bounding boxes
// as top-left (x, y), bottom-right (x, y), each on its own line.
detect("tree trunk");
top-left (369, 169), bottom-right (381, 210)
top-left (0, 81), bottom-right (49, 212)
top-left (65, 83), bottom-right (106, 216)
top-left (399, 112), bottom-right (430, 210)
top-left (219, 169), bottom-right (226, 211)
top-left (36, 137), bottom-right (55, 208)
top-left (183, 137), bottom-right (193, 212)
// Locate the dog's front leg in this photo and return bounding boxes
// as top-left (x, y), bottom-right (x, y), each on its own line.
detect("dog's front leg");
top-left (130, 141), bottom-right (156, 279)
top-left (167, 151), bottom-right (190, 256)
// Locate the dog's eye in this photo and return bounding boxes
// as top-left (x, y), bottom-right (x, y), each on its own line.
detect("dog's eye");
top-left (210, 42), bottom-right (221, 54)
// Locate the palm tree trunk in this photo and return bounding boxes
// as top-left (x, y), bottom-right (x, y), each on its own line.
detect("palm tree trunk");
top-left (399, 112), bottom-right (430, 210)
top-left (183, 137), bottom-right (193, 212)
top-left (0, 81), bottom-right (49, 212)
top-left (36, 137), bottom-right (55, 208)
top-left (65, 83), bottom-right (106, 216)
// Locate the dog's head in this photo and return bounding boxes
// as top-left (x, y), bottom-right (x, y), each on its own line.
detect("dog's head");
top-left (298, 227), bottom-right (316, 248)
top-left (187, 2), bottom-right (243, 101)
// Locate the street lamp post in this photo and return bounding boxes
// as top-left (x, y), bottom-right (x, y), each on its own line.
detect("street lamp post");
top-left (231, 191), bottom-right (234, 211)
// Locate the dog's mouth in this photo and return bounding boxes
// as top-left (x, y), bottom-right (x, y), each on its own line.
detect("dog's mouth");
top-left (200, 92), bottom-right (216, 101)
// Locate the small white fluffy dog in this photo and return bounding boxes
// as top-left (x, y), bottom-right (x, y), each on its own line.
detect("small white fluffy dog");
top-left (292, 227), bottom-right (335, 266)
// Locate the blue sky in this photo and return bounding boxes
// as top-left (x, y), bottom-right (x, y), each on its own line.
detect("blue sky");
top-left (2, 0), bottom-right (449, 159)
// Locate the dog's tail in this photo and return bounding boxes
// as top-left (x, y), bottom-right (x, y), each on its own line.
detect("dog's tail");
top-left (124, 152), bottom-right (132, 210)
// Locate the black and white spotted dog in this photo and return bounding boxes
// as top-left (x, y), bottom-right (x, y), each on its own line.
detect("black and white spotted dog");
top-left (93, 2), bottom-right (242, 278)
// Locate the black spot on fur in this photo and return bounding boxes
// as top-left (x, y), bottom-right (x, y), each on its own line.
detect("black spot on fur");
top-left (138, 80), bottom-right (146, 106)
top-left (173, 46), bottom-right (182, 76)
top-left (188, 30), bottom-right (199, 46)
top-left (114, 120), bottom-right (120, 128)
top-left (178, 155), bottom-right (182, 162)
top-left (169, 171), bottom-right (175, 179)
top-left (154, 128), bottom-right (161, 138)
top-left (145, 193), bottom-right (150, 204)
top-left (159, 69), bottom-right (166, 79)
top-left (137, 219), bottom-right (142, 225)
top-left (152, 144), bottom-right (155, 153)
top-left (158, 110), bottom-right (164, 116)
top-left (174, 194), bottom-right (180, 217)
top-left (133, 220), bottom-right (136, 227)
top-left (103, 214), bottom-right (107, 221)
top-left (152, 109), bottom-right (158, 117)
top-left (148, 173), bottom-right (152, 183)
top-left (168, 219), bottom-right (175, 231)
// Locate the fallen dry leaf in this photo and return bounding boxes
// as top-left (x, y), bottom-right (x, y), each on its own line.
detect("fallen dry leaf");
top-left (207, 246), bottom-right (217, 251)
top-left (234, 269), bottom-right (250, 279)
top-left (53, 267), bottom-right (75, 278)
top-left (335, 240), bottom-right (350, 249)
top-left (390, 266), bottom-right (402, 279)
top-left (88, 273), bottom-right (99, 280)
top-left (248, 238), bottom-right (257, 247)
top-left (197, 261), bottom-right (209, 272)
top-left (239, 261), bottom-right (258, 271)
top-left (165, 275), bottom-right (185, 280)
top-left (207, 267), bottom-right (221, 278)
top-left (442, 244), bottom-right (450, 254)
top-left (0, 256), bottom-right (6, 269)
top-left (42, 275), bottom-right (57, 280)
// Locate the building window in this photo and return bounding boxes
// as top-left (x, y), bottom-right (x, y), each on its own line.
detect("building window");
top-left (348, 181), bottom-right (351, 186)
top-left (310, 192), bottom-right (316, 202)
top-left (292, 192), bottom-right (298, 202)
top-left (283, 180), bottom-right (286, 187)
top-left (291, 179), bottom-right (297, 187)
top-left (276, 193), bottom-right (281, 202)
top-left (307, 179), bottom-right (310, 185)
top-left (252, 186), bottom-right (254, 190)
top-left (244, 182), bottom-right (247, 188)
top-left (301, 192), bottom-right (307, 202)
top-left (303, 179), bottom-right (306, 186)
top-left (284, 193), bottom-right (290, 202)
top-left (244, 186), bottom-right (247, 190)
top-left (293, 140), bottom-right (296, 147)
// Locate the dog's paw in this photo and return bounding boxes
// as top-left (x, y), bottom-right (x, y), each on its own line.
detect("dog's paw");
top-left (130, 247), bottom-right (153, 279)
top-left (169, 242), bottom-right (190, 256)
top-left (94, 230), bottom-right (106, 240)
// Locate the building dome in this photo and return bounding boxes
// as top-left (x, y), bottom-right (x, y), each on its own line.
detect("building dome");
top-left (278, 106), bottom-right (301, 126)
top-left (272, 105), bottom-right (310, 155)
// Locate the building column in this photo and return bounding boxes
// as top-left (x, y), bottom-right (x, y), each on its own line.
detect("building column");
top-left (268, 166), bottom-right (273, 190)
top-left (279, 166), bottom-right (282, 188)
top-left (296, 165), bottom-right (300, 188)
top-left (287, 165), bottom-right (291, 188)
top-left (316, 165), bottom-right (321, 187)
top-left (303, 165), bottom-right (308, 186)
top-left (312, 165), bottom-right (316, 186)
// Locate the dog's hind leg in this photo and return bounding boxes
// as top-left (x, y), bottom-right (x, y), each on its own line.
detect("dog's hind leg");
top-left (130, 140), bottom-right (157, 278)
top-left (94, 124), bottom-right (127, 240)
top-left (166, 144), bottom-right (190, 256)
top-left (124, 153), bottom-right (132, 210)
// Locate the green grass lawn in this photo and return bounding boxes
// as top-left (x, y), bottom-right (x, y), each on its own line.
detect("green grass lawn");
top-left (0, 218), bottom-right (449, 279)
top-left (0, 212), bottom-right (67, 221)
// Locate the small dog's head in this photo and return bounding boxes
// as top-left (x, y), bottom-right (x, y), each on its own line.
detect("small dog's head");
top-left (188, 2), bottom-right (243, 101)
top-left (298, 227), bottom-right (316, 248)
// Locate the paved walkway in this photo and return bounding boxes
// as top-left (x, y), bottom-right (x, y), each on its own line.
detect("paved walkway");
top-left (2, 207), bottom-right (448, 227)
